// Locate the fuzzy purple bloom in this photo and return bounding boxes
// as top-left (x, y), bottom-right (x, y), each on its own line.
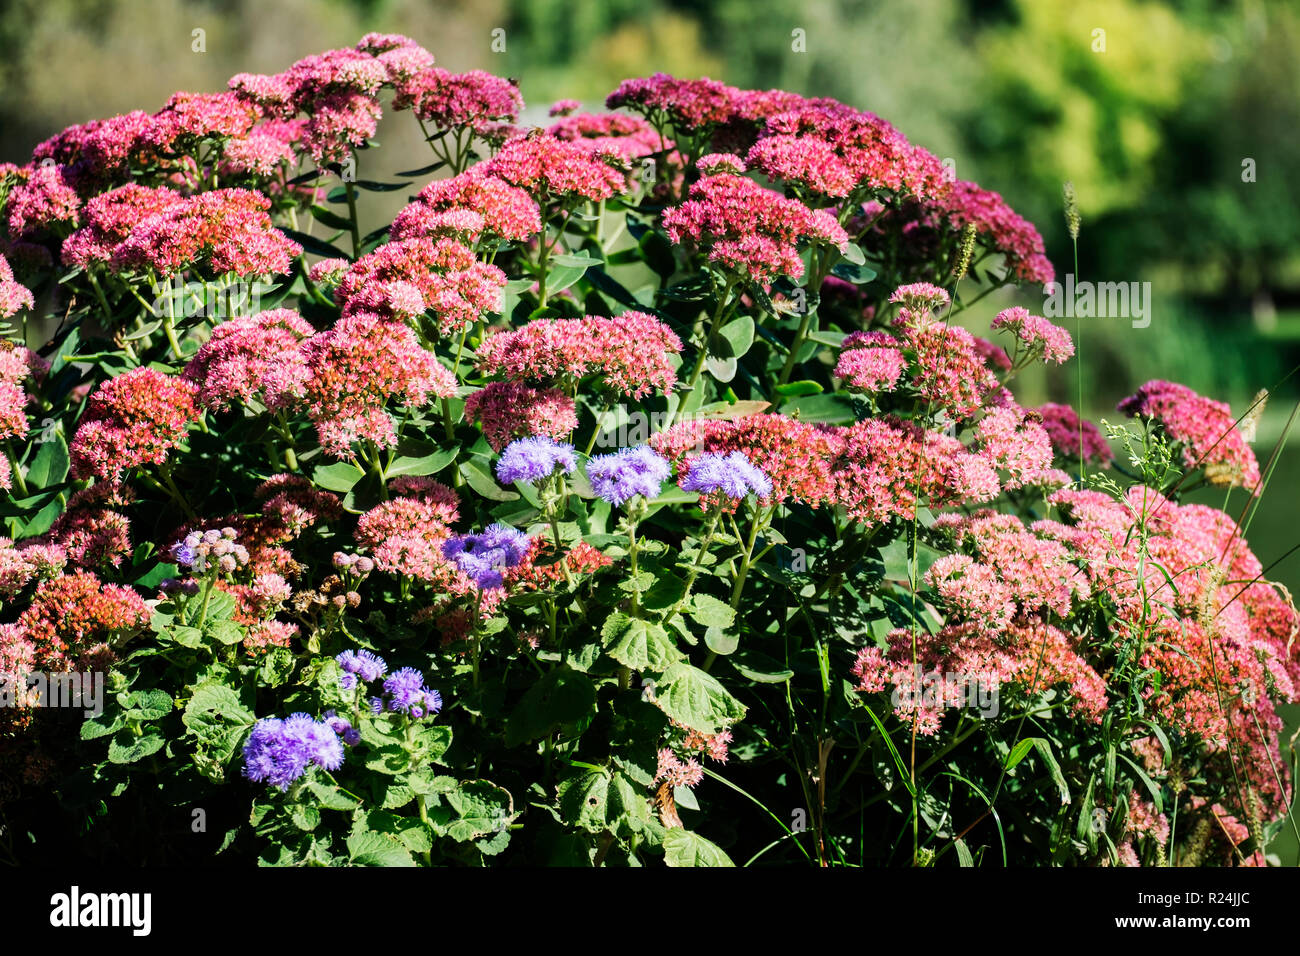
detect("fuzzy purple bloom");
top-left (442, 523), bottom-right (531, 589)
top-left (336, 648), bottom-right (388, 684)
top-left (679, 451), bottom-right (773, 499)
top-left (495, 436), bottom-right (577, 485)
top-left (586, 445), bottom-right (671, 506)
top-left (241, 713), bottom-right (345, 790)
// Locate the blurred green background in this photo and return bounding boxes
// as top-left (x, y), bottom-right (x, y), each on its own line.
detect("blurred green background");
top-left (2, 0), bottom-right (1298, 856)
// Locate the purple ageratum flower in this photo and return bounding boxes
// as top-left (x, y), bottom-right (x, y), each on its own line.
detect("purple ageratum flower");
top-left (323, 710), bottom-right (361, 747)
top-left (381, 667), bottom-right (443, 717)
top-left (335, 649), bottom-right (388, 685)
top-left (586, 445), bottom-right (671, 506)
top-left (442, 523), bottom-right (532, 590)
top-left (241, 713), bottom-right (345, 790)
top-left (495, 436), bottom-right (577, 485)
top-left (679, 451), bottom-right (773, 500)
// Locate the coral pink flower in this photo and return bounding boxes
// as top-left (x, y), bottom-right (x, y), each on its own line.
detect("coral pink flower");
top-left (70, 367), bottom-right (199, 480)
top-left (109, 188), bottom-right (301, 277)
top-left (302, 313), bottom-right (457, 456)
top-left (482, 132), bottom-right (629, 204)
top-left (334, 237), bottom-right (505, 335)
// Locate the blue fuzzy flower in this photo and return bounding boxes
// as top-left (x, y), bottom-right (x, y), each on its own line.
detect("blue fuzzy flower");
top-left (241, 713), bottom-right (345, 790)
top-left (679, 451), bottom-right (773, 499)
top-left (586, 445), bottom-right (671, 506)
top-left (495, 436), bottom-right (577, 485)
top-left (442, 523), bottom-right (532, 590)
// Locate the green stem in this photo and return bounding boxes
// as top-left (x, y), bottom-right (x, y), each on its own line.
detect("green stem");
top-left (670, 279), bottom-right (736, 427)
top-left (4, 444), bottom-right (28, 498)
top-left (345, 180), bottom-right (361, 258)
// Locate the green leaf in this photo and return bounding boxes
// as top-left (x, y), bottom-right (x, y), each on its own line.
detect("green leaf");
top-left (312, 461), bottom-right (365, 493)
top-left (840, 242), bottom-right (866, 266)
top-left (346, 829), bottom-right (417, 867)
top-left (124, 689), bottom-right (172, 721)
top-left (774, 380), bottom-right (823, 398)
top-left (310, 204), bottom-right (355, 231)
top-left (703, 627), bottom-right (738, 657)
top-left (717, 315), bottom-right (755, 358)
top-left (182, 683), bottom-right (255, 763)
top-left (107, 730), bottom-right (165, 764)
top-left (307, 781), bottom-right (362, 811)
top-left (662, 828), bottom-right (734, 867)
top-left (80, 713), bottom-right (125, 740)
top-left (25, 433), bottom-right (69, 488)
top-left (428, 780), bottom-right (514, 842)
top-left (205, 619), bottom-right (244, 646)
top-left (1004, 737), bottom-right (1037, 771)
top-left (557, 769), bottom-right (656, 839)
top-left (728, 650), bottom-right (793, 683)
top-left (1032, 738), bottom-right (1072, 806)
top-left (385, 446), bottom-right (458, 478)
top-left (687, 593), bottom-right (735, 630)
top-left (505, 668), bottom-right (597, 745)
top-left (601, 613), bottom-right (681, 671)
top-left (656, 661), bottom-right (746, 734)
top-left (280, 227), bottom-right (349, 260)
top-left (460, 459), bottom-right (518, 502)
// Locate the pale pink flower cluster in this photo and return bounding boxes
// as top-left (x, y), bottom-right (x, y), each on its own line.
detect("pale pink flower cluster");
top-left (991, 306), bottom-right (1074, 364)
top-left (0, 253), bottom-right (34, 319)
top-left (392, 168), bottom-right (541, 244)
top-left (183, 308), bottom-right (315, 411)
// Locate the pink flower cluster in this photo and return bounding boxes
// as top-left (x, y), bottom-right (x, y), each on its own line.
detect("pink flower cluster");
top-left (392, 68), bottom-right (523, 133)
top-left (106, 188), bottom-right (302, 277)
top-left (301, 313), bottom-right (457, 455)
top-left (1118, 381), bottom-right (1261, 492)
top-left (333, 237), bottom-right (505, 336)
top-left (0, 253), bottom-right (34, 319)
top-left (991, 306), bottom-right (1074, 364)
top-left (464, 381), bottom-right (578, 451)
top-left (392, 168), bottom-right (541, 244)
top-left (476, 311), bottom-right (682, 400)
top-left (662, 169), bottom-right (848, 283)
top-left (481, 132), bottom-right (629, 205)
top-left (70, 367), bottom-right (199, 480)
top-left (183, 308), bottom-right (315, 411)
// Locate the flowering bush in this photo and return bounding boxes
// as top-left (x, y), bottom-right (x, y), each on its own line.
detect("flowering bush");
top-left (0, 35), bottom-right (1293, 868)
